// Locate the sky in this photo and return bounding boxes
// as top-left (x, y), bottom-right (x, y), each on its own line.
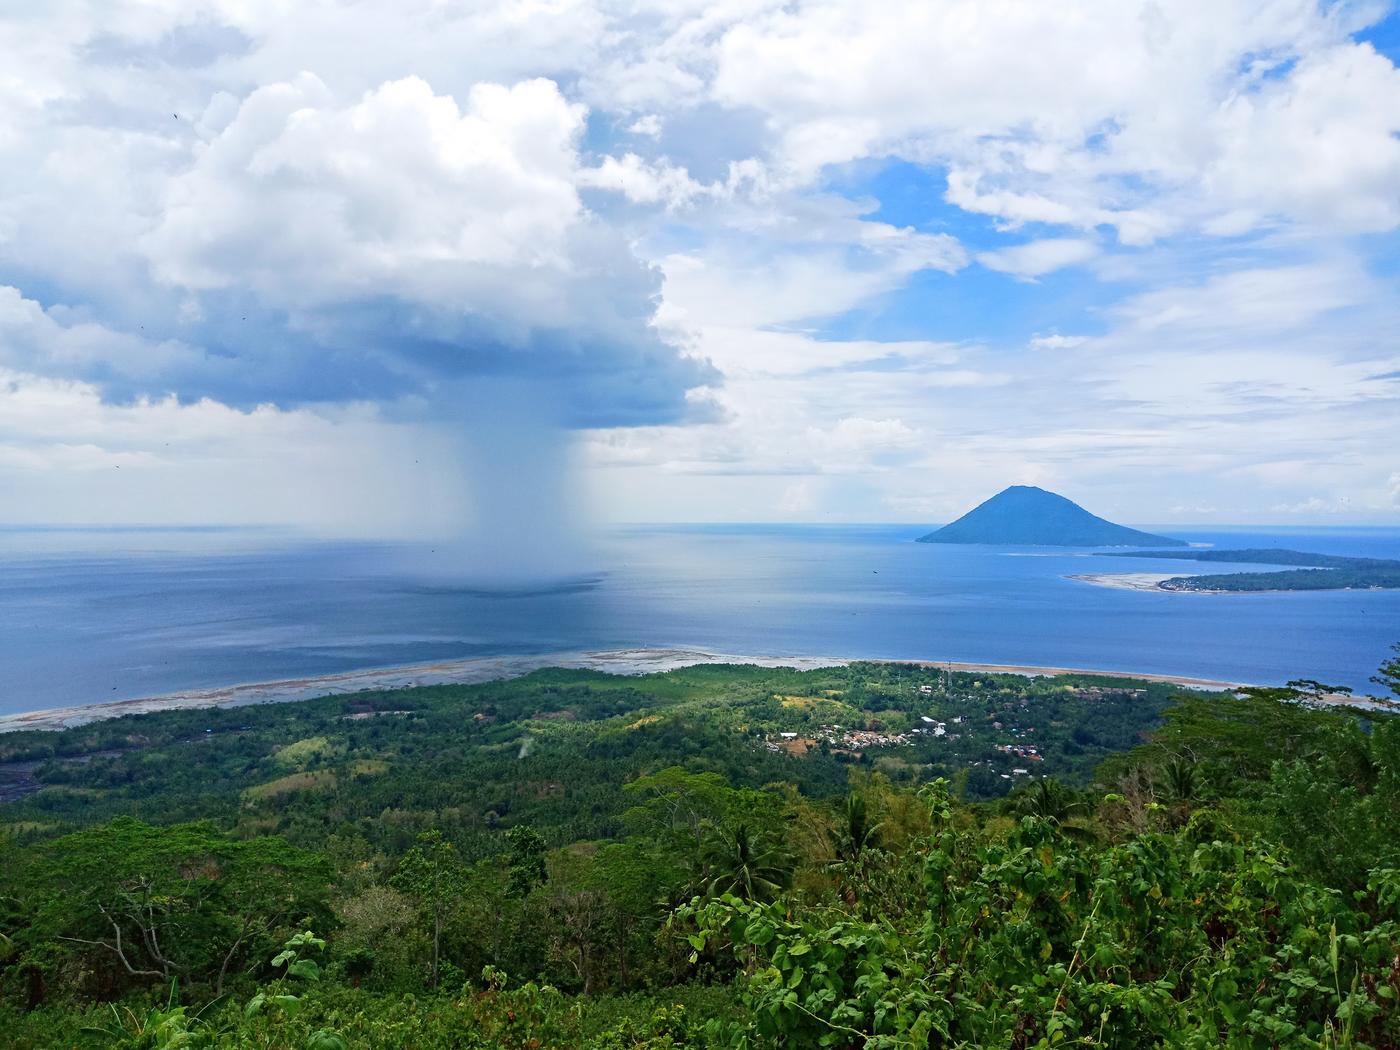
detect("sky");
top-left (1, 0), bottom-right (1399, 533)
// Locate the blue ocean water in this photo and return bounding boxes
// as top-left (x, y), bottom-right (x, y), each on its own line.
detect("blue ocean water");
top-left (1, 523), bottom-right (1398, 714)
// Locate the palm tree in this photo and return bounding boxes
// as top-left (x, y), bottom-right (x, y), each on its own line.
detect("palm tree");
top-left (834, 791), bottom-right (884, 864)
top-left (826, 791), bottom-right (889, 907)
top-left (1008, 779), bottom-right (1097, 843)
top-left (700, 822), bottom-right (794, 902)
top-left (1162, 757), bottom-right (1197, 804)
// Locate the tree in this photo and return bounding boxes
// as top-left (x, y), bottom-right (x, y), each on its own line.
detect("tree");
top-left (584, 840), bottom-right (686, 988)
top-left (1005, 779), bottom-right (1096, 842)
top-left (699, 822), bottom-right (793, 902)
top-left (1372, 641), bottom-right (1400, 701)
top-left (392, 829), bottom-right (466, 987)
top-left (505, 825), bottom-right (549, 899)
top-left (1162, 756), bottom-right (1197, 803)
top-left (15, 818), bottom-right (327, 1000)
top-left (333, 884), bottom-right (419, 988)
top-left (1284, 678), bottom-right (1354, 701)
top-left (833, 791), bottom-right (884, 864)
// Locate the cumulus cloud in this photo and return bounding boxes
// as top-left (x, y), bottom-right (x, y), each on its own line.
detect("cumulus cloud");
top-left (1, 1), bottom-right (1398, 529)
top-left (131, 73), bottom-right (713, 425)
top-left (0, 285), bottom-right (203, 385)
top-left (703, 0), bottom-right (1400, 241)
top-left (147, 76), bottom-right (586, 299)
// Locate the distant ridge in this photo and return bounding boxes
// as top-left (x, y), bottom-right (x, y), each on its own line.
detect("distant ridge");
top-left (918, 485), bottom-right (1187, 547)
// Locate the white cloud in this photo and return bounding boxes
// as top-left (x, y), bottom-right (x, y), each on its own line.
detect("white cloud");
top-left (656, 195), bottom-right (967, 329)
top-left (1109, 262), bottom-right (1372, 335)
top-left (704, 1), bottom-right (1400, 240)
top-left (675, 327), bottom-right (963, 378)
top-left (1202, 43), bottom-right (1400, 234)
top-left (1270, 496), bottom-right (1352, 516)
top-left (1028, 334), bottom-right (1088, 352)
top-left (579, 152), bottom-right (708, 207)
top-left (658, 242), bottom-right (960, 329)
top-left (0, 285), bottom-right (201, 384)
top-left (776, 478), bottom-right (819, 514)
top-left (627, 113), bottom-right (663, 137)
top-left (0, 366), bottom-right (465, 533)
top-left (0, 2), bottom-right (1398, 527)
top-left (978, 238), bottom-right (1098, 278)
top-left (144, 75), bottom-right (587, 306)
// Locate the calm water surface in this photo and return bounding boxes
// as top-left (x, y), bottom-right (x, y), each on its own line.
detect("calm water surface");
top-left (2, 523), bottom-right (1398, 714)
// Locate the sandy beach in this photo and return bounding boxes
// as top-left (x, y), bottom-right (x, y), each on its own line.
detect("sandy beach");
top-left (1067, 572), bottom-right (1183, 592)
top-left (0, 647), bottom-right (1263, 733)
top-left (1067, 572), bottom-right (1303, 596)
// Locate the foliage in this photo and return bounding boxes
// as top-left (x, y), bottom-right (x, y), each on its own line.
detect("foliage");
top-left (3, 652), bottom-right (1400, 1047)
top-left (2, 818), bottom-right (328, 1002)
top-left (686, 782), bottom-right (1400, 1049)
top-left (390, 831), bottom-right (465, 987)
top-left (1375, 642), bottom-right (1400, 699)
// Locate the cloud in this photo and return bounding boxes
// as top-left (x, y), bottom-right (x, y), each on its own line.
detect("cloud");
top-left (703, 1), bottom-right (1400, 241)
top-left (0, 285), bottom-right (205, 387)
top-left (124, 74), bottom-right (714, 425)
top-left (978, 238), bottom-right (1098, 278)
top-left (1202, 43), bottom-right (1400, 234)
top-left (146, 76), bottom-right (586, 299)
top-left (674, 328), bottom-right (964, 379)
top-left (656, 194), bottom-right (967, 329)
top-left (0, 365), bottom-right (463, 533)
top-left (627, 114), bottom-right (663, 137)
top-left (1270, 496), bottom-right (1352, 516)
top-left (1028, 334), bottom-right (1088, 352)
top-left (1108, 262), bottom-right (1372, 336)
top-left (1, 2), bottom-right (1398, 530)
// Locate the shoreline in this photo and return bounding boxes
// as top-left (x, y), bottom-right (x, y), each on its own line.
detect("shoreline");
top-left (1067, 572), bottom-right (1180, 592)
top-left (0, 647), bottom-right (1258, 733)
top-left (1067, 572), bottom-right (1273, 595)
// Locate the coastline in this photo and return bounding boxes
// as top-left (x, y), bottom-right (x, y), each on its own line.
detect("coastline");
top-left (1067, 572), bottom-right (1181, 592)
top-left (1067, 572), bottom-right (1264, 594)
top-left (1067, 571), bottom-right (1398, 596)
top-left (0, 647), bottom-right (1256, 733)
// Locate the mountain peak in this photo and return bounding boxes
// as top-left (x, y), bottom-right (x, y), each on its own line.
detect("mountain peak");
top-left (917, 486), bottom-right (1187, 547)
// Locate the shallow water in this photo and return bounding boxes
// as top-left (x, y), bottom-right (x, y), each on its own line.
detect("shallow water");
top-left (1, 523), bottom-right (1398, 714)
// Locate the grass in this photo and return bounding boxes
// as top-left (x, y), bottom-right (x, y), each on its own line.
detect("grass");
top-left (243, 770), bottom-right (337, 800)
top-left (272, 735), bottom-right (339, 770)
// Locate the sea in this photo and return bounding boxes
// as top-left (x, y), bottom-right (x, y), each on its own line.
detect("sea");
top-left (1, 523), bottom-right (1399, 716)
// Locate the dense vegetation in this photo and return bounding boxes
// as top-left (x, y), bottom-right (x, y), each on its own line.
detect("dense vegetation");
top-left (1, 648), bottom-right (1398, 1048)
top-left (1098, 548), bottom-right (1400, 592)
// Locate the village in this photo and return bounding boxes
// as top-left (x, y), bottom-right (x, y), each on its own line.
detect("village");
top-left (750, 672), bottom-right (1175, 792)
top-left (763, 714), bottom-right (961, 755)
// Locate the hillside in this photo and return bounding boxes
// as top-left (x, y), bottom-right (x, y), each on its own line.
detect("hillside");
top-left (1, 651), bottom-right (1397, 1048)
top-left (918, 485), bottom-right (1187, 546)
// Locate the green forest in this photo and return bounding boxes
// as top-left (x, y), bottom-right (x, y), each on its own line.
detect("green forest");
top-left (1097, 549), bottom-right (1400, 592)
top-left (2, 647), bottom-right (1399, 1049)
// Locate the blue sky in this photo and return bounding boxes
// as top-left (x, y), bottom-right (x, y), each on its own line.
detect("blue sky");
top-left (0, 1), bottom-right (1397, 532)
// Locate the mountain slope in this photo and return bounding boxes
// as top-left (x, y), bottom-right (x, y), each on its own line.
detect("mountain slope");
top-left (918, 485), bottom-right (1187, 547)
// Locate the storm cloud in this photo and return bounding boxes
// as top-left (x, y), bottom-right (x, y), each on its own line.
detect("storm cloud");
top-left (2, 2), bottom-right (1398, 530)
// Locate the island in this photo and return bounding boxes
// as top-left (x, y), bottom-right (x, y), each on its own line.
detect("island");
top-left (1091, 547), bottom-right (1400, 592)
top-left (918, 485), bottom-right (1188, 547)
